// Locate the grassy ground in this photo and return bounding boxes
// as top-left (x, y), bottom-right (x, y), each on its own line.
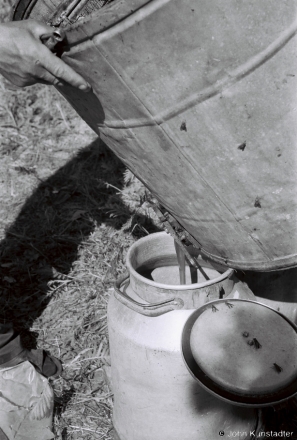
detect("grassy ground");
top-left (0, 79), bottom-right (157, 440)
top-left (0, 2), bottom-right (158, 437)
top-left (0, 80), bottom-right (118, 439)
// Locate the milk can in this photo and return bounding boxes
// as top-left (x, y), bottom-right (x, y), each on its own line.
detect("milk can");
top-left (108, 232), bottom-right (260, 440)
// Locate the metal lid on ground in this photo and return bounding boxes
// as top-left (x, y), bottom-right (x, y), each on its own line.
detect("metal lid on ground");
top-left (182, 299), bottom-right (297, 407)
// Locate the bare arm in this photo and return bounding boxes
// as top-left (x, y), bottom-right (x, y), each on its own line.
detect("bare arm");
top-left (0, 20), bottom-right (90, 90)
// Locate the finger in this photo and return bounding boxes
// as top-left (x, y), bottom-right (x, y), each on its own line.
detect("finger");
top-left (36, 47), bottom-right (91, 91)
top-left (31, 66), bottom-right (74, 88)
top-left (21, 20), bottom-right (57, 39)
top-left (34, 64), bottom-right (88, 90)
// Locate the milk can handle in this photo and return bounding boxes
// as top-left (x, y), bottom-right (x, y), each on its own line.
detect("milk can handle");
top-left (114, 272), bottom-right (184, 317)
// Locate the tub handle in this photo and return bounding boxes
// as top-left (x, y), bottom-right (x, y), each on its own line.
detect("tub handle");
top-left (114, 272), bottom-right (184, 317)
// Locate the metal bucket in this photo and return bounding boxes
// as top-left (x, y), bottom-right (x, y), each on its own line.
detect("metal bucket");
top-left (108, 232), bottom-right (259, 440)
top-left (13, 0), bottom-right (297, 271)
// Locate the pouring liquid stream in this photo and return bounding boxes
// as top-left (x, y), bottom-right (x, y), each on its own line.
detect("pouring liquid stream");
top-left (174, 240), bottom-right (186, 284)
top-left (174, 241), bottom-right (210, 285)
top-left (137, 242), bottom-right (215, 285)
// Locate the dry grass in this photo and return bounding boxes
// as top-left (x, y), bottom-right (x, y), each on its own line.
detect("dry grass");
top-left (0, 77), bottom-right (111, 439)
top-left (0, 4), bottom-right (157, 435)
top-left (0, 69), bottom-right (158, 438)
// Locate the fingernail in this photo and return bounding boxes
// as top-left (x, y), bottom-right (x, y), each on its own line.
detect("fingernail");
top-left (79, 83), bottom-right (91, 92)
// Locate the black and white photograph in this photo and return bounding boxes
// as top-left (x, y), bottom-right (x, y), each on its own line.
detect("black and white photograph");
top-left (0, 1), bottom-right (297, 439)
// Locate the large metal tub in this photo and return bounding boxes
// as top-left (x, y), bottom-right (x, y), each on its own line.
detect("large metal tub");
top-left (13, 0), bottom-right (297, 271)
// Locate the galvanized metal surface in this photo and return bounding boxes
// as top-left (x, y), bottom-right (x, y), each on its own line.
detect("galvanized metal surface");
top-left (13, 0), bottom-right (297, 270)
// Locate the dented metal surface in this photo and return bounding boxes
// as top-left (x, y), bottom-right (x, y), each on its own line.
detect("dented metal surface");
top-left (12, 0), bottom-right (297, 271)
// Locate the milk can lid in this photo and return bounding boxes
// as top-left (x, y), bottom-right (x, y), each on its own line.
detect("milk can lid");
top-left (181, 299), bottom-right (297, 407)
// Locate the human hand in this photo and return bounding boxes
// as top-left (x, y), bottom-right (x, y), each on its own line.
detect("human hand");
top-left (0, 20), bottom-right (91, 90)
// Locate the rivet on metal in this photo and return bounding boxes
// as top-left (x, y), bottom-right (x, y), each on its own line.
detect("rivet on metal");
top-left (225, 302), bottom-right (234, 308)
top-left (237, 141), bottom-right (246, 151)
top-left (254, 197), bottom-right (261, 208)
top-left (180, 121), bottom-right (187, 131)
top-left (253, 338), bottom-right (261, 349)
top-left (273, 363), bottom-right (283, 373)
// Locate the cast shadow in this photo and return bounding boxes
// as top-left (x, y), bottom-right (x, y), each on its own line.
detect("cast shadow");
top-left (0, 137), bottom-right (158, 344)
